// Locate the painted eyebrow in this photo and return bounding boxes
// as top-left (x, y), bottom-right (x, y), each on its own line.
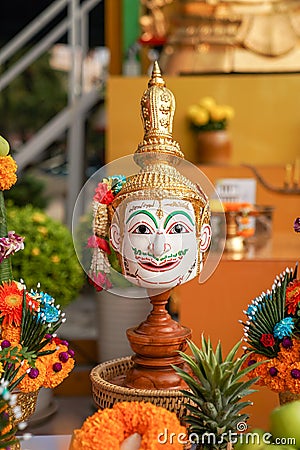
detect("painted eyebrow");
top-left (126, 210), bottom-right (158, 228)
top-left (164, 210), bottom-right (195, 228)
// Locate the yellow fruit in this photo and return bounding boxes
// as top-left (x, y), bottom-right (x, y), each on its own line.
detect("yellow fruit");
top-left (0, 135), bottom-right (10, 156)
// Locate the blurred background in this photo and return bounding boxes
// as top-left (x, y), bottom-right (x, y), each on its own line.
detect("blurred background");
top-left (0, 0), bottom-right (299, 435)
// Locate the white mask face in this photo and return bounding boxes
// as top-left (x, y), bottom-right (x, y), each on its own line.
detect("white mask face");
top-left (110, 198), bottom-right (211, 289)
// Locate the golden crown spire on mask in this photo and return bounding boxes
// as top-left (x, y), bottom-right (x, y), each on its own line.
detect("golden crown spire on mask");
top-left (109, 62), bottom-right (210, 233)
top-left (134, 61), bottom-right (184, 166)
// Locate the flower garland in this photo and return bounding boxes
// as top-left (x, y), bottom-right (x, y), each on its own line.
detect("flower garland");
top-left (241, 265), bottom-right (300, 393)
top-left (0, 140), bottom-right (19, 284)
top-left (70, 401), bottom-right (187, 450)
top-left (244, 337), bottom-right (300, 393)
top-left (88, 175), bottom-right (126, 291)
top-left (0, 155), bottom-right (17, 191)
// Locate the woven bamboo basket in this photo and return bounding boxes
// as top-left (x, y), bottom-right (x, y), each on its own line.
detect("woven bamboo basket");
top-left (5, 390), bottom-right (39, 450)
top-left (11, 390), bottom-right (39, 424)
top-left (90, 356), bottom-right (189, 420)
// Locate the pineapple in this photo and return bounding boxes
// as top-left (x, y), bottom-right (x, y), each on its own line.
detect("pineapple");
top-left (174, 336), bottom-right (261, 449)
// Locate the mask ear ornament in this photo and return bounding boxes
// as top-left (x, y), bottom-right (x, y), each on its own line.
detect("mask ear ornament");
top-left (200, 223), bottom-right (212, 253)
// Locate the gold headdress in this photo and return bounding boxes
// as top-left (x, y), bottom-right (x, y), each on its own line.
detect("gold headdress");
top-left (108, 62), bottom-right (210, 235)
top-left (90, 62), bottom-right (210, 286)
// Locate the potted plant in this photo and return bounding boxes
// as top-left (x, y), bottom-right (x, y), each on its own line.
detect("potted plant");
top-left (6, 203), bottom-right (85, 309)
top-left (187, 96), bottom-right (234, 165)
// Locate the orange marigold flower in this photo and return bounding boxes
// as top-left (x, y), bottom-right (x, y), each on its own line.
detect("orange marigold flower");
top-left (261, 360), bottom-right (286, 393)
top-left (0, 155), bottom-right (17, 190)
top-left (15, 359), bottom-right (46, 393)
top-left (243, 353), bottom-right (267, 381)
top-left (70, 401), bottom-right (187, 450)
top-left (1, 323), bottom-right (21, 343)
top-left (278, 338), bottom-right (300, 364)
top-left (285, 362), bottom-right (300, 394)
top-left (41, 344), bottom-right (75, 389)
top-left (286, 279), bottom-right (300, 315)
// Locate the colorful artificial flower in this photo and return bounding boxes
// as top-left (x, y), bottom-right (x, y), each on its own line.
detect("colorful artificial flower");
top-left (285, 279), bottom-right (300, 315)
top-left (0, 232), bottom-right (24, 264)
top-left (273, 317), bottom-right (294, 339)
top-left (109, 175), bottom-right (126, 195)
top-left (93, 175), bottom-right (126, 205)
top-left (0, 282), bottom-right (75, 393)
top-left (70, 401), bottom-right (187, 450)
top-left (87, 236), bottom-right (111, 254)
top-left (260, 333), bottom-right (275, 347)
top-left (0, 136), bottom-right (74, 399)
top-left (0, 281), bottom-right (40, 327)
top-left (0, 281), bottom-right (29, 326)
top-left (0, 155), bottom-right (17, 191)
top-left (241, 265), bottom-right (300, 393)
top-left (88, 175), bottom-right (127, 292)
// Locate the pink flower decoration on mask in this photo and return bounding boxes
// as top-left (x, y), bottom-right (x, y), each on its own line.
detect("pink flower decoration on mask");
top-left (88, 272), bottom-right (112, 292)
top-left (87, 236), bottom-right (111, 254)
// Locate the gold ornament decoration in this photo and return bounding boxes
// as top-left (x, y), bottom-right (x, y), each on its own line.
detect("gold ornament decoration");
top-left (83, 61), bottom-right (222, 294)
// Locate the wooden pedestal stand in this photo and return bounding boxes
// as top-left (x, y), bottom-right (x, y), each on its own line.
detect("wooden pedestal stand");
top-left (124, 289), bottom-right (191, 390)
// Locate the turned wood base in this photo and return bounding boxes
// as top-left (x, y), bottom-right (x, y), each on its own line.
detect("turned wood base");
top-left (123, 289), bottom-right (192, 390)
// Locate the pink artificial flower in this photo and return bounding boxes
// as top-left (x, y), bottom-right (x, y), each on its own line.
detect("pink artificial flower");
top-left (93, 182), bottom-right (108, 202)
top-left (0, 231), bottom-right (24, 263)
top-left (88, 272), bottom-right (112, 292)
top-left (87, 236), bottom-right (111, 254)
top-left (93, 182), bottom-right (114, 204)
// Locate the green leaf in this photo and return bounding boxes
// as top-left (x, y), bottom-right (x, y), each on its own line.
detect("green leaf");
top-left (215, 341), bottom-right (223, 365)
top-left (224, 340), bottom-right (241, 363)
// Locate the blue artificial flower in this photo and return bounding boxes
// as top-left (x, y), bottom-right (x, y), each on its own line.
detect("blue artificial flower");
top-left (110, 175), bottom-right (126, 195)
top-left (273, 317), bottom-right (294, 339)
top-left (246, 304), bottom-right (257, 320)
top-left (39, 304), bottom-right (60, 323)
top-left (39, 292), bottom-right (54, 305)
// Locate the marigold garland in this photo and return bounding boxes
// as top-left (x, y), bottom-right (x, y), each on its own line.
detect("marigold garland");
top-left (70, 401), bottom-right (187, 450)
top-left (0, 156), bottom-right (17, 191)
top-left (244, 338), bottom-right (300, 394)
top-left (41, 342), bottom-right (75, 389)
top-left (1, 323), bottom-right (21, 342)
top-left (15, 359), bottom-right (46, 393)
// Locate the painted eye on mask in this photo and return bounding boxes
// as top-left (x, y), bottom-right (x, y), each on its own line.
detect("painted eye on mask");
top-left (168, 223), bottom-right (190, 234)
top-left (131, 224), bottom-right (153, 234)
